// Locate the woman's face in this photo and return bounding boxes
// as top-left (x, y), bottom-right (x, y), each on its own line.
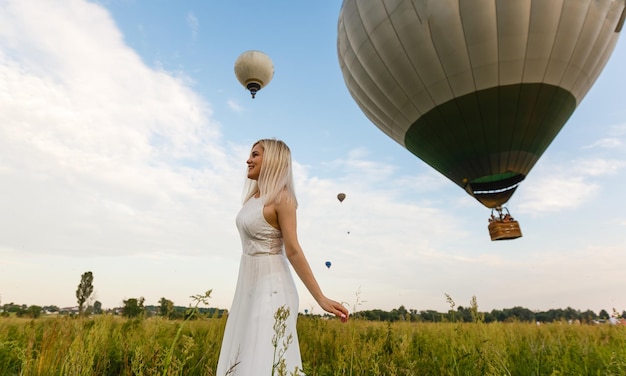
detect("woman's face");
top-left (246, 143), bottom-right (264, 180)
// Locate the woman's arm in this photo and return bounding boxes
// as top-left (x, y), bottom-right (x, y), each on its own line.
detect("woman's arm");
top-left (273, 197), bottom-right (349, 320)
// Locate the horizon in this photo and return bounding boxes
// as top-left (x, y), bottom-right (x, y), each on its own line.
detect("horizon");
top-left (2, 294), bottom-right (623, 318)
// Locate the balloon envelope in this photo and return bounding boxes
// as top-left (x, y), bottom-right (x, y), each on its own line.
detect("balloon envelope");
top-left (325, 261), bottom-right (332, 268)
top-left (337, 193), bottom-right (346, 203)
top-left (337, 0), bottom-right (625, 208)
top-left (234, 50), bottom-right (274, 98)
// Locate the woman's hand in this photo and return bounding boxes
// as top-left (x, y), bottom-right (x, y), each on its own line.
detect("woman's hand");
top-left (319, 297), bottom-right (349, 323)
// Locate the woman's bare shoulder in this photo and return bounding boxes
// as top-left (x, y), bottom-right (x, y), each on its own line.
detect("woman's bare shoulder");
top-left (275, 189), bottom-right (296, 210)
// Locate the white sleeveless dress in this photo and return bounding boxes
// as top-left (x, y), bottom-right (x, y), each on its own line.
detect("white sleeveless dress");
top-left (216, 197), bottom-right (302, 376)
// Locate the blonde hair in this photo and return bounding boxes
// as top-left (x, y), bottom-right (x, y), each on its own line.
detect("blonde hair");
top-left (242, 138), bottom-right (298, 207)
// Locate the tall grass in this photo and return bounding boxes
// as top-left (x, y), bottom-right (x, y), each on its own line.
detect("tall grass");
top-left (1, 315), bottom-right (625, 375)
top-left (298, 317), bottom-right (626, 376)
top-left (0, 314), bottom-right (225, 376)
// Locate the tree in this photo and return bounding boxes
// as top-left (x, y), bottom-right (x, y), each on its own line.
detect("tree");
top-left (93, 301), bottom-right (102, 315)
top-left (580, 309), bottom-right (597, 324)
top-left (76, 271), bottom-right (94, 316)
top-left (122, 297), bottom-right (145, 318)
top-left (391, 305), bottom-right (408, 321)
top-left (469, 295), bottom-right (484, 323)
top-left (26, 305), bottom-right (42, 318)
top-left (159, 297), bottom-right (174, 318)
top-left (505, 306), bottom-right (535, 322)
top-left (43, 305), bottom-right (60, 313)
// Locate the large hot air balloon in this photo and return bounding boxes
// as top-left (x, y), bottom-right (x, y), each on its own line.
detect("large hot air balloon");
top-left (234, 50), bottom-right (274, 98)
top-left (337, 0), bottom-right (625, 240)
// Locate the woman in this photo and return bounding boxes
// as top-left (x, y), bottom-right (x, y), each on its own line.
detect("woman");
top-left (216, 139), bottom-right (349, 376)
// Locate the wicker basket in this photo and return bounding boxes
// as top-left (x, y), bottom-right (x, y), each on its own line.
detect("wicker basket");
top-left (488, 207), bottom-right (522, 241)
top-left (488, 220), bottom-right (522, 241)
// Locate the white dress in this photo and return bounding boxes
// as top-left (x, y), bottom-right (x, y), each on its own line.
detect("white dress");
top-left (216, 197), bottom-right (302, 376)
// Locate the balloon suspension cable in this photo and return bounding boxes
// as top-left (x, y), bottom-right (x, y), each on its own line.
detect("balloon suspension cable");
top-left (489, 206), bottom-right (514, 223)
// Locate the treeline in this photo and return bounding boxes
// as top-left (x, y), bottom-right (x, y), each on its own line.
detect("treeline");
top-left (0, 300), bottom-right (226, 320)
top-left (2, 270), bottom-right (624, 324)
top-left (350, 305), bottom-right (626, 324)
top-left (4, 301), bottom-right (625, 325)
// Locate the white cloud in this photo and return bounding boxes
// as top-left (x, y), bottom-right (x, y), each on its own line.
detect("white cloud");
top-left (583, 123), bottom-right (626, 149)
top-left (227, 99), bottom-right (245, 113)
top-left (187, 12), bottom-right (199, 39)
top-left (583, 138), bottom-right (622, 149)
top-left (0, 0), bottom-right (241, 258)
top-left (516, 154), bottom-right (626, 215)
top-left (518, 174), bottom-right (598, 214)
top-left (573, 158), bottom-right (626, 176)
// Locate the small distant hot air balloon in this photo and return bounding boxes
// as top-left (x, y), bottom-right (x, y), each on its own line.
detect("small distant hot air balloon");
top-left (234, 50), bottom-right (274, 98)
top-left (325, 261), bottom-right (332, 269)
top-left (337, 193), bottom-right (346, 203)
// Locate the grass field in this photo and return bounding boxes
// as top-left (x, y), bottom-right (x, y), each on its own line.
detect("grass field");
top-left (1, 313), bottom-right (625, 376)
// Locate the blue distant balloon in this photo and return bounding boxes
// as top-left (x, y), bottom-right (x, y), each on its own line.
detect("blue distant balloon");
top-left (325, 261), bottom-right (331, 269)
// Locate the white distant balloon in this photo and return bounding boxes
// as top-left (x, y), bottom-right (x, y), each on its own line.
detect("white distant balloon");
top-left (234, 50), bottom-right (274, 98)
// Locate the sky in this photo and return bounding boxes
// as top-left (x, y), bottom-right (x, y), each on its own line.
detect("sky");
top-left (1, 0), bottom-right (625, 315)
